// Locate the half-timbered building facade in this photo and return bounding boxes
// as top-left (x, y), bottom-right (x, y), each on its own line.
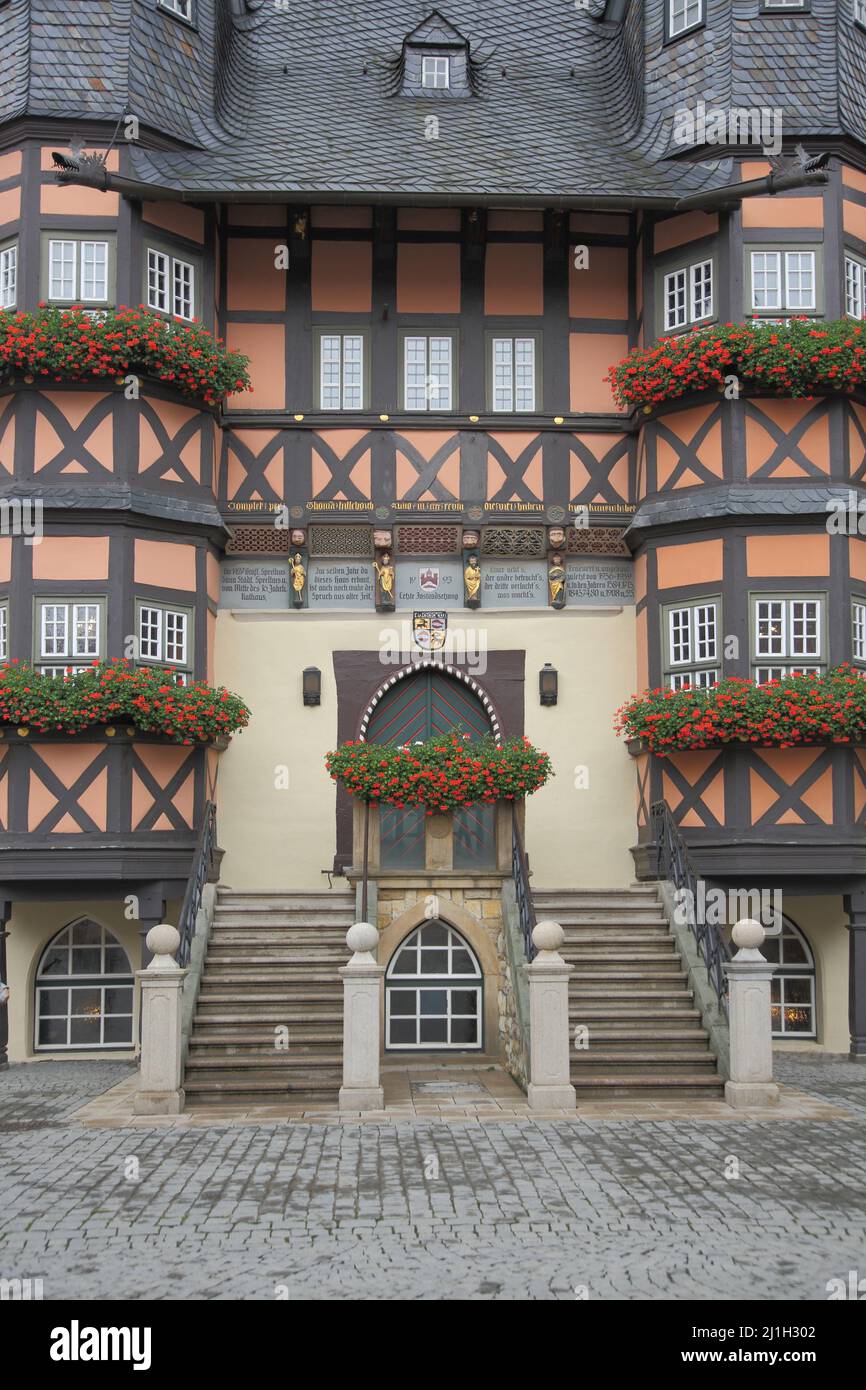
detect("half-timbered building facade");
top-left (1, 0), bottom-right (865, 1099)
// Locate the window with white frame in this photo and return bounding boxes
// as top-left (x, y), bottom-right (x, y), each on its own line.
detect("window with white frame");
top-left (421, 56), bottom-right (450, 89)
top-left (35, 919), bottom-right (134, 1050)
top-left (853, 599), bottom-right (866, 667)
top-left (0, 600), bottom-right (7, 661)
top-left (763, 918), bottom-right (816, 1038)
top-left (662, 259), bottom-right (714, 332)
top-left (36, 598), bottom-right (103, 674)
top-left (0, 241), bottom-right (17, 309)
top-left (857, 0), bottom-right (866, 28)
top-left (158, 0), bottom-right (193, 20)
top-left (749, 249), bottom-right (817, 317)
top-left (136, 601), bottom-right (191, 676)
top-left (402, 334), bottom-right (454, 411)
top-left (669, 0), bottom-right (703, 37)
top-left (47, 238), bottom-right (110, 304)
top-left (663, 598), bottom-right (720, 690)
top-left (146, 247), bottom-right (196, 321)
top-left (752, 595), bottom-right (824, 682)
top-left (490, 336), bottom-right (537, 412)
top-left (846, 253), bottom-right (865, 320)
top-left (318, 332), bottom-right (365, 410)
top-left (761, 1), bottom-right (806, 9)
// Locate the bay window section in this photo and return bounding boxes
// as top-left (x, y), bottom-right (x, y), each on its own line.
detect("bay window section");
top-left (145, 246), bottom-right (197, 321)
top-left (752, 595), bottom-right (825, 682)
top-left (747, 247), bottom-right (820, 321)
top-left (853, 598), bottom-right (866, 670)
top-left (0, 240), bottom-right (17, 309)
top-left (660, 258), bottom-right (714, 333)
top-left (846, 253), bottom-right (865, 321)
top-left (43, 234), bottom-right (115, 307)
top-left (0, 600), bottom-right (7, 661)
top-left (663, 598), bottom-right (721, 690)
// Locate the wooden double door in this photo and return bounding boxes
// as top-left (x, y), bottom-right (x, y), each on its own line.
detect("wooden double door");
top-left (365, 670), bottom-right (497, 870)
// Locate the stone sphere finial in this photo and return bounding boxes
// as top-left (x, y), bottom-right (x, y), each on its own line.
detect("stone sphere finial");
top-left (732, 918), bottom-right (765, 951)
top-left (532, 919), bottom-right (565, 953)
top-left (145, 923), bottom-right (181, 967)
top-left (346, 921), bottom-right (379, 958)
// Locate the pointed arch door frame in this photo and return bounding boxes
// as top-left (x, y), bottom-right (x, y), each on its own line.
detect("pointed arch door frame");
top-left (332, 651), bottom-right (526, 874)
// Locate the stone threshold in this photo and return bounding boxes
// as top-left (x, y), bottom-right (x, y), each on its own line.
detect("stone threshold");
top-left (70, 1070), bottom-right (851, 1130)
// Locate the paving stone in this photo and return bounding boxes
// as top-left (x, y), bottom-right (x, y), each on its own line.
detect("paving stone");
top-left (1, 1059), bottom-right (865, 1300)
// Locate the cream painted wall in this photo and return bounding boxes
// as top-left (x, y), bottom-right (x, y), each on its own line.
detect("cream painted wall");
top-left (214, 606), bottom-right (637, 891)
top-left (6, 899), bottom-right (147, 1065)
top-left (774, 896), bottom-right (849, 1055)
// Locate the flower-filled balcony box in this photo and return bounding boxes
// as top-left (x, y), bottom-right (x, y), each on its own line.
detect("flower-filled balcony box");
top-left (326, 733), bottom-right (553, 876)
top-left (618, 670), bottom-right (866, 875)
top-left (0, 662), bottom-right (249, 872)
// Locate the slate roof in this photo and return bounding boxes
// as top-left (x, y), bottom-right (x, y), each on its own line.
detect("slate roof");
top-left (2, 0), bottom-right (865, 201)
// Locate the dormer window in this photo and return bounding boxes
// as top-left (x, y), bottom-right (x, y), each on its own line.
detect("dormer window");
top-left (422, 56), bottom-right (450, 89)
top-left (401, 12), bottom-right (471, 99)
top-left (667, 0), bottom-right (703, 39)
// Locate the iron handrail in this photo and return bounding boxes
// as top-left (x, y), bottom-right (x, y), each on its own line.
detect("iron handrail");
top-left (511, 803), bottom-right (537, 961)
top-left (650, 799), bottom-right (730, 1013)
top-left (177, 801), bottom-right (217, 968)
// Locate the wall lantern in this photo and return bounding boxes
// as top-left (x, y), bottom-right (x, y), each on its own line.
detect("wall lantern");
top-left (303, 667), bottom-right (322, 707)
top-left (539, 664), bottom-right (558, 707)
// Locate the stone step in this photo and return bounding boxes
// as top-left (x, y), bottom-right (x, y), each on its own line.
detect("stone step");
top-left (198, 986), bottom-right (342, 1001)
top-left (572, 1029), bottom-right (710, 1045)
top-left (571, 1054), bottom-right (717, 1076)
top-left (184, 1079), bottom-right (340, 1103)
top-left (209, 929), bottom-right (350, 943)
top-left (553, 914), bottom-right (668, 926)
top-left (205, 950), bottom-right (347, 964)
top-left (570, 1004), bottom-right (702, 1018)
top-left (569, 970), bottom-right (688, 984)
top-left (569, 984), bottom-right (694, 1000)
top-left (216, 892), bottom-right (355, 904)
top-left (201, 966), bottom-right (343, 980)
top-left (185, 1053), bottom-right (342, 1071)
top-left (194, 1013), bottom-right (342, 1028)
top-left (189, 1036), bottom-right (343, 1055)
top-left (212, 914), bottom-right (355, 928)
top-left (562, 950), bottom-right (681, 963)
top-left (562, 928), bottom-right (672, 940)
top-left (534, 891), bottom-right (661, 904)
top-left (571, 1076), bottom-right (726, 1100)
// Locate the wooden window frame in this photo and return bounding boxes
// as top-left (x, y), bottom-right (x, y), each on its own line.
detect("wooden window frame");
top-left (661, 595), bottom-right (722, 690)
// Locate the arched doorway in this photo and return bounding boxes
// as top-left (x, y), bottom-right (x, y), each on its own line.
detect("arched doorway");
top-left (34, 919), bottom-right (134, 1050)
top-left (385, 921), bottom-right (483, 1050)
top-left (364, 666), bottom-right (498, 869)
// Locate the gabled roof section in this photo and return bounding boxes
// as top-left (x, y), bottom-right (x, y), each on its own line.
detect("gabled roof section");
top-left (404, 11), bottom-right (468, 48)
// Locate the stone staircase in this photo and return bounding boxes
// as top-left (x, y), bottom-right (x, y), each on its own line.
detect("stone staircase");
top-left (183, 889), bottom-right (354, 1107)
top-left (533, 886), bottom-right (725, 1102)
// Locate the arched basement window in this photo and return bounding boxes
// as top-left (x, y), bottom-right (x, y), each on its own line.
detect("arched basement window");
top-left (763, 916), bottom-right (817, 1039)
top-left (35, 919), bottom-right (134, 1050)
top-left (385, 921), bottom-right (482, 1050)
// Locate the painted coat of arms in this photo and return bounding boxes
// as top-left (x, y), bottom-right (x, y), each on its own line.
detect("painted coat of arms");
top-left (413, 611), bottom-right (448, 651)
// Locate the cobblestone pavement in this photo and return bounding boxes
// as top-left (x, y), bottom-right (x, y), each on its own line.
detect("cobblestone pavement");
top-left (1, 1060), bottom-right (865, 1300)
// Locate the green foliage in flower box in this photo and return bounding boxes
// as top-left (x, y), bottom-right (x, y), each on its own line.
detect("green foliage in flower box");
top-left (0, 659), bottom-right (250, 743)
top-left (615, 666), bottom-right (866, 755)
top-left (326, 732), bottom-right (553, 813)
top-left (0, 304), bottom-right (251, 404)
top-left (607, 318), bottom-right (866, 412)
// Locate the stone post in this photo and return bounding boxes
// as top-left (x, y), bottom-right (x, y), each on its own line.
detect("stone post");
top-left (134, 923), bottom-right (187, 1116)
top-left (339, 922), bottom-right (385, 1111)
top-left (723, 918), bottom-right (779, 1109)
top-left (843, 890), bottom-right (866, 1061)
top-left (524, 920), bottom-right (576, 1111)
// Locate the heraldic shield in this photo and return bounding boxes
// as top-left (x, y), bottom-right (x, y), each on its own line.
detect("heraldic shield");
top-left (413, 611), bottom-right (448, 652)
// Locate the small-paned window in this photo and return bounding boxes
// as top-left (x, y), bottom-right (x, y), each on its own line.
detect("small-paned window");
top-left (846, 254), bottom-right (865, 320)
top-left (748, 248), bottom-right (819, 319)
top-left (136, 600), bottom-right (192, 680)
top-left (35, 920), bottom-right (134, 1050)
top-left (45, 236), bottom-right (114, 305)
top-left (146, 247), bottom-right (197, 321)
top-left (422, 56), bottom-right (450, 89)
top-left (752, 595), bottom-right (825, 682)
top-left (315, 331), bottom-right (368, 411)
top-left (761, 1), bottom-right (807, 10)
top-left (0, 600), bottom-right (7, 661)
top-left (0, 241), bottom-right (17, 309)
top-left (158, 0), bottom-right (194, 20)
top-left (662, 259), bottom-right (714, 332)
top-left (763, 918), bottom-right (816, 1039)
top-left (853, 599), bottom-right (866, 667)
top-left (35, 598), bottom-right (105, 674)
top-left (668, 0), bottom-right (703, 39)
top-left (489, 334), bottom-right (539, 413)
top-left (402, 334), bottom-right (455, 411)
top-left (663, 598), bottom-right (721, 690)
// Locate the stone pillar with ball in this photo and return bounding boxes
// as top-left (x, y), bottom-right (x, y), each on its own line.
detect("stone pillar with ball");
top-left (724, 917), bottom-right (780, 1109)
top-left (134, 923), bottom-right (187, 1116)
top-left (339, 921), bottom-right (386, 1111)
top-left (524, 920), bottom-right (576, 1110)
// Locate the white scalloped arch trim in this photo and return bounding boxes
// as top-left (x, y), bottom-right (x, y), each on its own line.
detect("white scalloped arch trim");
top-left (358, 661), bottom-right (502, 744)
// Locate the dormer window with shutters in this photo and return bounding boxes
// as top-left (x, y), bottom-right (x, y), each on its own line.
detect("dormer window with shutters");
top-left (401, 11), bottom-right (472, 99)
